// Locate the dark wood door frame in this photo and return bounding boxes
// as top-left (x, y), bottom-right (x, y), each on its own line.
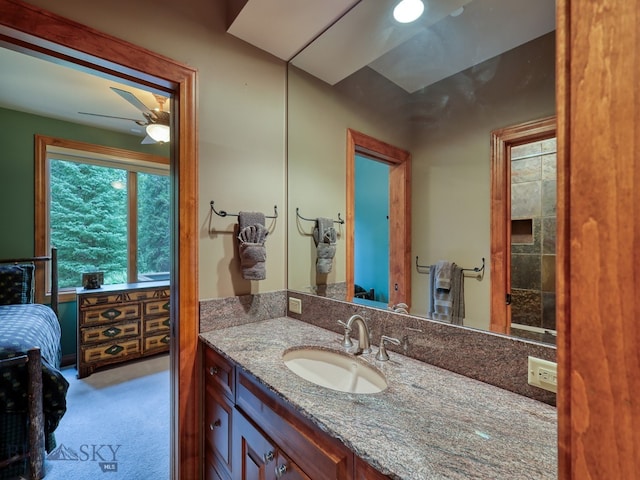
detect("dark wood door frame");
top-left (346, 129), bottom-right (411, 308)
top-left (489, 116), bottom-right (556, 335)
top-left (0, 2), bottom-right (199, 478)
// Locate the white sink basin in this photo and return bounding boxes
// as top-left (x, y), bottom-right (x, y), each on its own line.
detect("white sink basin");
top-left (282, 346), bottom-right (387, 394)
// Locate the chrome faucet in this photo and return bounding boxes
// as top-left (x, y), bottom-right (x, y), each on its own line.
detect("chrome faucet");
top-left (338, 314), bottom-right (371, 355)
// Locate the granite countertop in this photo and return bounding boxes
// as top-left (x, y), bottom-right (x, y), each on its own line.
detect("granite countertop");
top-left (200, 317), bottom-right (557, 480)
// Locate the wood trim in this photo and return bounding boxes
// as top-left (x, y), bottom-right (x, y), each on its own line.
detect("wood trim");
top-left (1, 2), bottom-right (199, 479)
top-left (489, 116), bottom-right (556, 335)
top-left (556, 1), bottom-right (570, 477)
top-left (34, 135), bottom-right (169, 299)
top-left (346, 129), bottom-right (411, 307)
top-left (558, 0), bottom-right (640, 479)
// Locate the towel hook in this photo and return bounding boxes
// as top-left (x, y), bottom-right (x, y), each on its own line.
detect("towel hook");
top-left (210, 201), bottom-right (278, 219)
top-left (295, 208), bottom-right (345, 224)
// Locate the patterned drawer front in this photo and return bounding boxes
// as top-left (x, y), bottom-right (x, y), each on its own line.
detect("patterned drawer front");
top-left (81, 320), bottom-right (140, 343)
top-left (144, 298), bottom-right (170, 316)
top-left (83, 339), bottom-right (140, 364)
top-left (144, 315), bottom-right (170, 334)
top-left (80, 303), bottom-right (140, 325)
top-left (79, 293), bottom-right (123, 307)
top-left (144, 333), bottom-right (170, 352)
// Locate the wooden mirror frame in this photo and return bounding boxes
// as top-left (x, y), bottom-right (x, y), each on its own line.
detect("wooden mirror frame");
top-left (0, 1), bottom-right (199, 478)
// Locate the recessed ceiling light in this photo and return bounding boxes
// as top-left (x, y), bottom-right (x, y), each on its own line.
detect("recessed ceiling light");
top-left (393, 0), bottom-right (425, 24)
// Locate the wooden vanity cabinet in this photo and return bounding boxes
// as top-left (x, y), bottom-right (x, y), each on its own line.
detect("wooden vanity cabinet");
top-left (204, 346), bottom-right (235, 480)
top-left (203, 343), bottom-right (389, 480)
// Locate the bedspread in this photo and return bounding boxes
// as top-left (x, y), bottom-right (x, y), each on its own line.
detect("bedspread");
top-left (0, 304), bottom-right (69, 450)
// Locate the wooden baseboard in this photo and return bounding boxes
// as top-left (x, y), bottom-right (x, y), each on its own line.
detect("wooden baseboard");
top-left (61, 353), bottom-right (76, 368)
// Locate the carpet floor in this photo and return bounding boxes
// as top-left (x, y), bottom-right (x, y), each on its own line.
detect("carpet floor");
top-left (42, 354), bottom-right (170, 480)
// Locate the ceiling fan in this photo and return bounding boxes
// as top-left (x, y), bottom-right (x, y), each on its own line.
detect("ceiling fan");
top-left (79, 86), bottom-right (170, 144)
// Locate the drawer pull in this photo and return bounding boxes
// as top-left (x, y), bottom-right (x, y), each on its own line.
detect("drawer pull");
top-left (209, 419), bottom-right (221, 430)
top-left (263, 451), bottom-right (274, 464)
top-left (275, 464), bottom-right (287, 478)
top-left (209, 366), bottom-right (219, 376)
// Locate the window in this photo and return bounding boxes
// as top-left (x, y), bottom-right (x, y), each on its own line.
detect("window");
top-left (35, 136), bottom-right (170, 299)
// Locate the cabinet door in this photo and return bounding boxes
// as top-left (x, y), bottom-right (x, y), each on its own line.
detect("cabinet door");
top-left (274, 450), bottom-right (312, 480)
top-left (233, 410), bottom-right (277, 480)
top-left (204, 385), bottom-right (234, 479)
top-left (354, 457), bottom-right (390, 480)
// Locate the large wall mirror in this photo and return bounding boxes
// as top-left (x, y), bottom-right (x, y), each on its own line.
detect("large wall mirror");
top-left (287, 0), bottom-right (557, 343)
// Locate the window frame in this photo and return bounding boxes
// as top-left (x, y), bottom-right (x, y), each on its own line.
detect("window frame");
top-left (35, 135), bottom-right (170, 303)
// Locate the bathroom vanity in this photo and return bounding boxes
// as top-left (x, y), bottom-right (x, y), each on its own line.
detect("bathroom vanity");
top-left (200, 317), bottom-right (556, 480)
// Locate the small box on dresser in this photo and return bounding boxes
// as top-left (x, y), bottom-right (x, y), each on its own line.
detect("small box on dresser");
top-left (76, 281), bottom-right (170, 378)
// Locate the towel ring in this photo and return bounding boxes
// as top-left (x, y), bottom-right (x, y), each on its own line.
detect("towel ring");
top-left (210, 201), bottom-right (278, 219)
top-left (295, 208), bottom-right (344, 225)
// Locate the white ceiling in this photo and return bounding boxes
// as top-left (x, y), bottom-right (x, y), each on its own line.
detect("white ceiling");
top-left (0, 0), bottom-right (555, 135)
top-left (0, 47), bottom-right (169, 139)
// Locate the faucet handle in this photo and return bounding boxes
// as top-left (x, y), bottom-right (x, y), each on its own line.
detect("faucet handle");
top-left (337, 320), bottom-right (353, 348)
top-left (375, 335), bottom-right (401, 361)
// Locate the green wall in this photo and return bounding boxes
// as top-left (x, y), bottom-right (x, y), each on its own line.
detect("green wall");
top-left (0, 106), bottom-right (170, 357)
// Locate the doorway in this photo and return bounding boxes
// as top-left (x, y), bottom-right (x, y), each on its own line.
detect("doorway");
top-left (346, 129), bottom-right (411, 309)
top-left (0, 4), bottom-right (198, 479)
top-left (490, 116), bottom-right (556, 341)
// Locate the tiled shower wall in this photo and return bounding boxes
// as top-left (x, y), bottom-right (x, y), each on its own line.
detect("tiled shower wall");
top-left (510, 138), bottom-right (557, 343)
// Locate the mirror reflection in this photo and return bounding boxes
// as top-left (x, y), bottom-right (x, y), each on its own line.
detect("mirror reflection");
top-left (287, 0), bottom-right (557, 343)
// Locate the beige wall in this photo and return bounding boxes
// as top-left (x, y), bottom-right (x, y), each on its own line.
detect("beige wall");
top-left (287, 66), bottom-right (410, 294)
top-left (24, 0), bottom-right (287, 299)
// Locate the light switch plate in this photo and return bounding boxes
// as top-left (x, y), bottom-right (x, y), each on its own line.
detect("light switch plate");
top-left (288, 297), bottom-right (302, 314)
top-left (528, 356), bottom-right (557, 393)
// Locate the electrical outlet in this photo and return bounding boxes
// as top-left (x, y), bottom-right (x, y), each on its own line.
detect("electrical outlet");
top-left (528, 357), bottom-right (557, 393)
top-left (288, 297), bottom-right (302, 314)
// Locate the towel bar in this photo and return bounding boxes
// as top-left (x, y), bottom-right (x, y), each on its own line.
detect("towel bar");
top-left (415, 257), bottom-right (485, 275)
top-left (295, 208), bottom-right (344, 224)
top-left (210, 201), bottom-right (278, 219)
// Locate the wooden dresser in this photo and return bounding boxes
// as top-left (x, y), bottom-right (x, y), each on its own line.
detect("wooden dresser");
top-left (76, 281), bottom-right (170, 378)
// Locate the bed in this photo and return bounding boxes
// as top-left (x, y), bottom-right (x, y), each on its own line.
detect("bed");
top-left (0, 248), bottom-right (68, 480)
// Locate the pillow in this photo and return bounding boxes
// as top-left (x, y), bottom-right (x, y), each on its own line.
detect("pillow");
top-left (0, 264), bottom-right (35, 305)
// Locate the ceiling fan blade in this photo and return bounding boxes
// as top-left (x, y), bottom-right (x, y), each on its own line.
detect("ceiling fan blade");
top-left (78, 111), bottom-right (146, 125)
top-left (110, 86), bottom-right (156, 119)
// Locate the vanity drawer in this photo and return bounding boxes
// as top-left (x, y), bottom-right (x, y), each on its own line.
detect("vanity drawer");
top-left (80, 303), bottom-right (140, 325)
top-left (204, 347), bottom-right (235, 401)
top-left (236, 370), bottom-right (353, 480)
top-left (81, 320), bottom-right (140, 343)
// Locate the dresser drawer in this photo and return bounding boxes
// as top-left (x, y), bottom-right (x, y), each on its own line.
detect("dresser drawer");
top-left (144, 315), bottom-right (170, 334)
top-left (144, 333), bottom-right (170, 352)
top-left (80, 303), bottom-right (140, 326)
top-left (78, 293), bottom-right (124, 307)
top-left (82, 338), bottom-right (140, 364)
top-left (204, 347), bottom-right (235, 401)
top-left (81, 320), bottom-right (140, 343)
top-left (144, 298), bottom-right (170, 316)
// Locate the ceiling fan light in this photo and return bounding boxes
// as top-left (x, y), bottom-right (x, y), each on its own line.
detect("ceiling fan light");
top-left (146, 123), bottom-right (170, 143)
top-left (393, 0), bottom-right (424, 23)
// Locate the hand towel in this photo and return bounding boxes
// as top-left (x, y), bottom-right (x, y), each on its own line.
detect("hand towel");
top-left (428, 261), bottom-right (465, 324)
top-left (313, 217), bottom-right (337, 274)
top-left (237, 212), bottom-right (267, 280)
